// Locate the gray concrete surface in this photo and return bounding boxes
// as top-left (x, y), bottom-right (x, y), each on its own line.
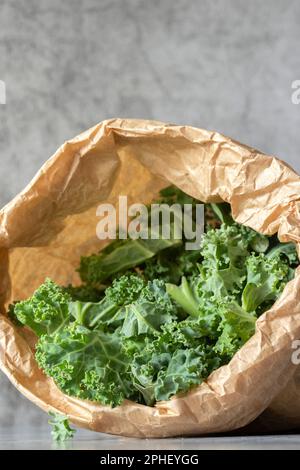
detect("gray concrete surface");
top-left (1, 433), bottom-right (300, 450)
top-left (0, 0), bottom-right (300, 445)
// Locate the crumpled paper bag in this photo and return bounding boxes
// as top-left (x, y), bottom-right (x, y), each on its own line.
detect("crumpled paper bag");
top-left (0, 118), bottom-right (300, 438)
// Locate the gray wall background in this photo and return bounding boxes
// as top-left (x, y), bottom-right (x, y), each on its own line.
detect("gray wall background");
top-left (0, 0), bottom-right (300, 438)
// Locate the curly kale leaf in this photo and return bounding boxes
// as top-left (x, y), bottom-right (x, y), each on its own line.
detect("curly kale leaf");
top-left (14, 279), bottom-right (72, 337)
top-left (242, 253), bottom-right (292, 312)
top-left (68, 276), bottom-right (177, 337)
top-left (200, 224), bottom-right (249, 269)
top-left (118, 280), bottom-right (178, 337)
top-left (267, 242), bottom-right (299, 266)
top-left (63, 284), bottom-right (104, 303)
top-left (154, 346), bottom-right (220, 402)
top-left (198, 223), bottom-right (265, 297)
top-left (143, 250), bottom-right (183, 284)
top-left (143, 245), bottom-right (202, 284)
top-left (7, 302), bottom-right (23, 326)
top-left (68, 298), bottom-right (119, 329)
top-left (131, 347), bottom-right (210, 405)
top-left (130, 324), bottom-right (221, 405)
top-left (166, 223), bottom-right (272, 318)
top-left (79, 238), bottom-right (181, 285)
top-left (166, 276), bottom-right (257, 358)
top-left (210, 202), bottom-right (234, 225)
top-left (69, 274), bottom-right (145, 329)
top-left (36, 324), bottom-right (131, 407)
top-left (213, 298), bottom-right (257, 358)
top-left (48, 412), bottom-right (76, 442)
top-left (166, 277), bottom-right (200, 318)
top-left (105, 273), bottom-right (145, 305)
top-left (209, 203), bottom-right (269, 253)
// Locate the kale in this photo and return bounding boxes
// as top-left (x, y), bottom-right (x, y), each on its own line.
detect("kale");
top-left (14, 186), bottom-right (298, 417)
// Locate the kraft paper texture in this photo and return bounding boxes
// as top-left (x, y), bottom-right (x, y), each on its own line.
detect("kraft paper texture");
top-left (0, 119), bottom-right (300, 437)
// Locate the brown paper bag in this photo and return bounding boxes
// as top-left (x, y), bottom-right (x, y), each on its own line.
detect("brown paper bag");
top-left (0, 119), bottom-right (300, 438)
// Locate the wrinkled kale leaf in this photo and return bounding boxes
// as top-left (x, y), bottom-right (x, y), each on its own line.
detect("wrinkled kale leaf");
top-left (48, 412), bottom-right (76, 442)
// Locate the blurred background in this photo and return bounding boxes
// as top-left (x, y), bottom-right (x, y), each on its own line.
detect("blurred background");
top-left (1, 0), bottom-right (300, 439)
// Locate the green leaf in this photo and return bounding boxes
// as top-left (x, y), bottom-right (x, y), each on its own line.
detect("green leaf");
top-left (105, 274), bottom-right (145, 305)
top-left (166, 277), bottom-right (200, 318)
top-left (267, 242), bottom-right (298, 265)
top-left (119, 280), bottom-right (177, 337)
top-left (200, 223), bottom-right (252, 270)
top-left (130, 330), bottom-right (221, 404)
top-left (36, 324), bottom-right (131, 407)
top-left (79, 237), bottom-right (182, 285)
top-left (48, 412), bottom-right (76, 442)
top-left (214, 299), bottom-right (257, 357)
top-left (210, 202), bottom-right (233, 225)
top-left (14, 279), bottom-right (72, 337)
top-left (63, 284), bottom-right (104, 302)
top-left (69, 274), bottom-right (146, 329)
top-left (242, 253), bottom-right (291, 312)
top-left (69, 299), bottom-right (119, 328)
top-left (154, 347), bottom-right (211, 401)
top-left (121, 302), bottom-right (166, 337)
top-left (250, 233), bottom-right (269, 253)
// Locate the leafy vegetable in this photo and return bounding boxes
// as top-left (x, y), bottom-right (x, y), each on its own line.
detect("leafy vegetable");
top-left (129, 320), bottom-right (221, 404)
top-left (119, 279), bottom-right (177, 337)
top-left (79, 236), bottom-right (181, 285)
top-left (267, 242), bottom-right (298, 265)
top-left (48, 412), bottom-right (76, 442)
top-left (36, 324), bottom-right (131, 407)
top-left (13, 186), bottom-right (298, 412)
top-left (166, 277), bottom-right (200, 318)
top-left (14, 279), bottom-right (71, 336)
top-left (213, 298), bottom-right (257, 357)
top-left (210, 202), bottom-right (233, 225)
top-left (63, 284), bottom-right (104, 303)
top-left (242, 253), bottom-right (291, 312)
top-left (105, 273), bottom-right (145, 305)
